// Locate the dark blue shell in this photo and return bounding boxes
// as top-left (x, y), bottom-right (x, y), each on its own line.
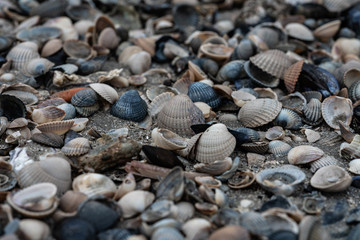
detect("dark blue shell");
top-left (187, 82), bottom-right (221, 109)
top-left (111, 90), bottom-right (148, 122)
top-left (71, 88), bottom-right (98, 107)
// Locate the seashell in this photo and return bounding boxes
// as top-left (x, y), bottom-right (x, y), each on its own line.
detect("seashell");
top-left (36, 120), bottom-right (74, 135)
top-left (240, 141), bottom-right (269, 154)
top-left (273, 108), bottom-right (302, 130)
top-left (61, 137), bottom-right (90, 156)
top-left (125, 51), bottom-right (152, 75)
top-left (299, 215), bottom-right (330, 240)
top-left (209, 226), bottom-right (250, 240)
top-left (75, 102), bottom-right (99, 117)
top-left (156, 166), bottom-right (184, 201)
top-left (53, 217), bottom-right (95, 240)
top-left (6, 41), bottom-right (39, 70)
top-left (148, 92), bottom-right (175, 118)
top-left (250, 50), bottom-right (292, 79)
top-left (187, 82), bottom-right (221, 109)
top-left (332, 38), bottom-right (360, 61)
top-left (141, 199), bottom-right (174, 222)
top-left (151, 128), bottom-right (187, 150)
top-left (199, 43), bottom-right (233, 63)
top-left (2, 90), bottom-right (38, 106)
top-left (302, 91), bottom-right (322, 102)
top-left (323, 0), bottom-right (354, 12)
top-left (18, 219), bottom-right (51, 240)
top-left (194, 157), bottom-right (232, 176)
top-left (195, 123), bottom-right (236, 163)
top-left (172, 3), bottom-right (199, 30)
top-left (175, 202), bottom-right (195, 222)
top-left (313, 20), bottom-right (341, 40)
top-left (182, 218), bottom-right (211, 240)
top-left (310, 155), bottom-right (339, 173)
top-left (231, 38), bottom-right (254, 60)
top-left (228, 171), bottom-right (256, 189)
top-left (71, 88), bottom-right (98, 107)
top-left (195, 202), bottom-right (218, 215)
top-left (348, 81), bottom-right (360, 102)
top-left (21, 58), bottom-right (54, 77)
top-left (244, 61), bottom-right (280, 88)
top-left (128, 75), bottom-right (147, 86)
top-left (152, 227), bottom-right (184, 240)
top-left (216, 61), bottom-right (246, 83)
top-left (349, 159), bottom-right (360, 175)
top-left (31, 132), bottom-right (63, 148)
top-left (70, 118), bottom-right (89, 132)
top-left (17, 153), bottom-right (71, 194)
top-left (41, 38), bottom-right (62, 57)
top-left (301, 129), bottom-right (321, 143)
top-left (98, 27), bottom-right (119, 50)
top-left (0, 36), bottom-right (13, 53)
top-left (16, 26), bottom-right (61, 44)
top-left (321, 96), bottom-right (353, 129)
top-left (7, 182), bottom-right (58, 218)
top-left (268, 140), bottom-right (292, 157)
top-left (0, 168), bottom-right (16, 192)
top-left (89, 83), bottom-right (118, 104)
top-left (117, 190), bottom-right (155, 218)
top-left (256, 165), bottom-right (306, 196)
top-left (8, 117), bottom-right (27, 129)
top-left (288, 145), bottom-right (324, 165)
top-left (310, 165), bottom-right (352, 192)
top-left (111, 90), bottom-right (148, 122)
top-left (31, 106), bottom-right (65, 124)
top-left (60, 190), bottom-right (88, 213)
top-left (146, 85), bottom-right (179, 102)
top-left (303, 98), bottom-right (323, 125)
top-left (157, 94), bottom-right (205, 136)
top-left (196, 176), bottom-right (222, 188)
top-left (283, 60), bottom-right (305, 93)
top-left (188, 61), bottom-right (207, 81)
top-left (238, 98), bottom-right (282, 128)
top-left (72, 173), bottom-right (117, 197)
top-left (57, 103), bottom-right (76, 120)
top-left (285, 23), bottom-right (314, 41)
top-left (0, 95), bottom-right (26, 121)
top-left (63, 39), bottom-right (94, 60)
top-left (266, 126), bottom-right (285, 141)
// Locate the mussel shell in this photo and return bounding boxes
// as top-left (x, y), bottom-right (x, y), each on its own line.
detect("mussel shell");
top-left (111, 90), bottom-right (148, 122)
top-left (142, 145), bottom-right (184, 169)
top-left (188, 82), bottom-right (221, 109)
top-left (2, 90), bottom-right (38, 106)
top-left (54, 217), bottom-right (96, 240)
top-left (16, 26), bottom-right (61, 43)
top-left (0, 95), bottom-right (26, 121)
top-left (172, 4), bottom-right (199, 30)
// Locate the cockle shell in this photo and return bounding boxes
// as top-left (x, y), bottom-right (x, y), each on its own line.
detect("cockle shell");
top-left (32, 106), bottom-right (66, 124)
top-left (285, 23), bottom-right (314, 41)
top-left (117, 190), bottom-right (155, 218)
top-left (151, 128), bottom-right (187, 150)
top-left (238, 99), bottom-right (282, 128)
top-left (195, 123), bottom-right (236, 163)
top-left (111, 90), bottom-right (148, 122)
top-left (31, 132), bottom-right (63, 148)
top-left (63, 39), bottom-right (94, 60)
top-left (89, 83), bottom-right (118, 104)
top-left (310, 155), bottom-right (339, 173)
top-left (268, 140), bottom-right (292, 157)
top-left (72, 173), bottom-right (117, 197)
top-left (273, 108), bottom-right (302, 130)
top-left (21, 58), bottom-right (54, 77)
top-left (313, 20), bottom-right (341, 40)
top-left (288, 145), bottom-right (324, 165)
top-left (283, 60), bottom-right (304, 93)
top-left (303, 98), bottom-right (322, 125)
top-left (36, 120), bottom-right (75, 135)
top-left (61, 137), bottom-right (90, 156)
top-left (321, 96), bottom-right (353, 129)
top-left (187, 82), bottom-right (221, 109)
top-left (6, 41), bottom-right (39, 70)
top-left (148, 92), bottom-right (175, 118)
top-left (310, 165), bottom-right (352, 192)
top-left (71, 88), bottom-right (98, 107)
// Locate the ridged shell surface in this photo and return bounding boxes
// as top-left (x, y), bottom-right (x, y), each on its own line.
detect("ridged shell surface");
top-left (149, 92), bottom-right (175, 118)
top-left (284, 60), bottom-right (304, 93)
top-left (31, 132), bottom-right (63, 148)
top-left (32, 106), bottom-right (65, 124)
top-left (268, 140), bottom-right (292, 157)
top-left (321, 96), bottom-right (353, 129)
top-left (310, 155), bottom-right (339, 173)
top-left (61, 137), bottom-right (90, 156)
top-left (36, 120), bottom-right (75, 135)
top-left (250, 49), bottom-right (291, 79)
top-left (187, 82), bottom-right (221, 109)
top-left (273, 108), bottom-right (302, 130)
top-left (157, 94), bottom-right (205, 136)
top-left (303, 98), bottom-right (322, 125)
top-left (288, 145), bottom-right (324, 165)
top-left (89, 83), bottom-right (118, 104)
top-left (71, 88), bottom-right (98, 107)
top-left (6, 41), bottom-right (40, 70)
top-left (22, 58), bottom-right (54, 77)
top-left (111, 90), bottom-right (148, 122)
top-left (238, 99), bottom-right (282, 128)
top-left (195, 123), bottom-right (236, 163)
top-left (310, 165), bottom-right (352, 192)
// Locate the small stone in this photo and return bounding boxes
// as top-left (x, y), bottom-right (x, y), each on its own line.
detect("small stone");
top-left (247, 153), bottom-right (266, 167)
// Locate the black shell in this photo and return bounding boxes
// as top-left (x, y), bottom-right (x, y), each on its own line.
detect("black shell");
top-left (187, 82), bottom-right (221, 109)
top-left (244, 61), bottom-right (280, 88)
top-left (172, 4), bottom-right (199, 30)
top-left (71, 88), bottom-right (98, 107)
top-left (0, 95), bottom-right (26, 121)
top-left (54, 217), bottom-right (96, 240)
top-left (216, 60), bottom-right (247, 83)
top-left (111, 90), bottom-right (148, 122)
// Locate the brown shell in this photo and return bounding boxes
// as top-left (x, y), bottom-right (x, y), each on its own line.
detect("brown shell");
top-left (321, 96), bottom-right (353, 129)
top-left (288, 145), bottom-right (324, 165)
top-left (310, 165), bottom-right (352, 192)
top-left (151, 127), bottom-right (187, 150)
top-left (284, 60), bottom-right (304, 93)
top-left (238, 99), bottom-right (282, 128)
top-left (31, 132), bottom-right (63, 148)
top-left (36, 120), bottom-right (75, 135)
top-left (173, 70), bottom-right (195, 94)
top-left (61, 137), bottom-right (90, 156)
top-left (63, 39), bottom-right (94, 60)
top-left (31, 106), bottom-right (66, 124)
top-left (313, 20), bottom-right (341, 40)
top-left (199, 43), bottom-right (233, 62)
top-left (97, 27), bottom-right (119, 50)
top-left (6, 41), bottom-right (40, 70)
top-left (250, 50), bottom-right (292, 79)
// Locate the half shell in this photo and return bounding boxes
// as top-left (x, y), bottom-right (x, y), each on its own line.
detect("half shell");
top-left (321, 96), bottom-right (353, 129)
top-left (288, 145), bottom-right (324, 165)
top-left (72, 173), bottom-right (117, 197)
top-left (151, 128), bottom-right (187, 150)
top-left (310, 165), bottom-right (352, 192)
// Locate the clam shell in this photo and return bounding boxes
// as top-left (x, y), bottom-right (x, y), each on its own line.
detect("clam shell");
top-left (18, 219), bottom-right (51, 240)
top-left (71, 88), bottom-right (98, 107)
top-left (6, 41), bottom-right (40, 70)
top-left (231, 90), bottom-right (256, 107)
top-left (256, 165), bottom-right (306, 196)
top-left (151, 128), bottom-right (187, 150)
top-left (250, 50), bottom-right (291, 79)
top-left (152, 227), bottom-right (184, 240)
top-left (157, 94), bottom-right (205, 136)
top-left (268, 140), bottom-right (292, 157)
top-left (288, 145), bottom-right (324, 165)
top-left (31, 132), bottom-right (63, 148)
top-left (148, 92), bottom-right (175, 118)
top-left (21, 58), bottom-right (54, 77)
top-left (73, 173), bottom-right (117, 197)
top-left (70, 118), bottom-right (89, 132)
top-left (310, 165), bottom-right (352, 192)
top-left (244, 61), bottom-right (280, 88)
top-left (285, 23), bottom-right (314, 41)
top-left (321, 96), bottom-right (353, 129)
top-left (111, 90), bottom-right (148, 122)
top-left (283, 60), bottom-right (304, 93)
top-left (32, 106), bottom-right (65, 124)
top-left (61, 137), bottom-right (90, 156)
top-left (313, 20), bottom-right (341, 40)
top-left (216, 60), bottom-right (246, 83)
top-left (310, 155), bottom-right (339, 173)
top-left (349, 159), bottom-right (360, 175)
top-left (89, 83), bottom-right (118, 104)
top-left (98, 27), bottom-right (119, 50)
top-left (194, 157), bottom-right (232, 175)
top-left (188, 82), bottom-right (221, 109)
top-left (63, 39), bottom-right (94, 60)
top-left (41, 38), bottom-right (62, 57)
top-left (303, 98), bottom-right (323, 125)
top-left (238, 98), bottom-right (282, 128)
top-left (199, 43), bottom-right (233, 62)
top-left (195, 123), bottom-right (236, 163)
top-left (273, 108), bottom-right (302, 130)
top-left (8, 117), bottom-right (27, 129)
top-left (17, 153), bottom-right (71, 194)
top-left (36, 120), bottom-right (75, 135)
top-left (117, 190), bottom-right (155, 218)
top-left (173, 70), bottom-right (195, 94)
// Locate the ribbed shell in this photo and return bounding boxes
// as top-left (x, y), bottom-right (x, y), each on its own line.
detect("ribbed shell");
top-left (310, 155), bottom-right (339, 173)
top-left (75, 103), bottom-right (100, 117)
top-left (22, 58), bottom-right (54, 77)
top-left (288, 145), bottom-right (324, 165)
top-left (310, 165), bottom-right (352, 192)
top-left (238, 99), bottom-right (282, 128)
top-left (285, 23), bottom-right (314, 41)
top-left (344, 68), bottom-right (360, 88)
top-left (250, 50), bottom-right (291, 79)
top-left (157, 94), bottom-right (205, 136)
top-left (265, 126), bottom-right (285, 141)
top-left (6, 41), bottom-right (40, 70)
top-left (323, 0), bottom-right (355, 12)
top-left (32, 106), bottom-right (65, 124)
top-left (244, 61), bottom-right (280, 88)
top-left (348, 81), bottom-right (360, 102)
top-left (268, 140), bottom-right (292, 157)
top-left (303, 98), bottom-right (322, 125)
top-left (240, 141), bottom-right (269, 154)
top-left (321, 96), bottom-right (353, 129)
top-left (89, 83), bottom-right (118, 104)
top-left (36, 120), bottom-right (74, 135)
top-left (149, 92), bottom-right (175, 118)
top-left (61, 137), bottom-right (90, 156)
top-left (71, 88), bottom-right (98, 107)
top-left (273, 108), bottom-right (302, 130)
top-left (111, 90), bottom-right (148, 122)
top-left (284, 60), bottom-right (304, 93)
top-left (195, 124), bottom-right (236, 163)
top-left (31, 132), bottom-right (64, 148)
top-left (187, 82), bottom-right (221, 109)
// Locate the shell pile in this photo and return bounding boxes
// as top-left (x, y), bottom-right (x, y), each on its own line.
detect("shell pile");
top-left (2, 0), bottom-right (360, 239)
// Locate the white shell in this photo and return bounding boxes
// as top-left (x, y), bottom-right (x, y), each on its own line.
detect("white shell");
top-left (151, 128), bottom-right (187, 150)
top-left (117, 190), bottom-right (155, 218)
top-left (349, 158), bottom-right (360, 175)
top-left (72, 173), bottom-right (117, 197)
top-left (288, 145), bottom-right (324, 165)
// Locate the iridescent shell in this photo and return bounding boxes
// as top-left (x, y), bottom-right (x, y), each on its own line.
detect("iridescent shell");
top-left (321, 96), bottom-right (353, 129)
top-left (111, 90), bottom-right (148, 122)
top-left (187, 82), bottom-right (221, 109)
top-left (310, 165), bottom-right (352, 192)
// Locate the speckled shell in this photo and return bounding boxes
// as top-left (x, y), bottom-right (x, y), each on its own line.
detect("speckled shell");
top-left (157, 94), bottom-right (205, 136)
top-left (36, 120), bottom-right (75, 135)
top-left (61, 137), bottom-right (90, 156)
top-left (310, 165), bottom-right (352, 192)
top-left (17, 154), bottom-right (71, 194)
top-left (285, 23), bottom-right (314, 41)
top-left (268, 140), bottom-right (292, 157)
top-left (89, 83), bottom-right (118, 104)
top-left (250, 49), bottom-right (292, 79)
top-left (148, 92), bottom-right (175, 118)
top-left (310, 155), bottom-right (339, 173)
top-left (303, 98), bottom-right (323, 125)
top-left (72, 173), bottom-right (117, 197)
top-left (238, 98), bottom-right (282, 128)
top-left (6, 41), bottom-right (40, 70)
top-left (111, 90), bottom-right (148, 122)
top-left (32, 106), bottom-right (66, 124)
top-left (71, 88), bottom-right (98, 107)
top-left (21, 58), bottom-right (54, 77)
top-left (152, 128), bottom-right (187, 150)
top-left (283, 60), bottom-right (304, 93)
top-left (321, 96), bottom-right (353, 129)
top-left (273, 108), bottom-right (302, 130)
top-left (188, 82), bottom-right (221, 109)
top-left (288, 145), bottom-right (324, 165)
top-left (349, 158), bottom-right (360, 175)
top-left (195, 123), bottom-right (236, 163)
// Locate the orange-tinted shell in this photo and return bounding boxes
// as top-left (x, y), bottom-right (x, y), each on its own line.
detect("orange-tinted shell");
top-left (52, 87), bottom-right (88, 102)
top-left (283, 60), bottom-right (304, 93)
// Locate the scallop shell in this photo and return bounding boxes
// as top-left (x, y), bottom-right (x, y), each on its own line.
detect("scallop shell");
top-left (32, 106), bottom-right (66, 124)
top-left (195, 123), bottom-right (236, 163)
top-left (244, 61), bottom-right (280, 88)
top-left (89, 83), bottom-right (118, 104)
top-left (148, 92), bottom-right (175, 118)
top-left (36, 120), bottom-right (75, 135)
top-left (188, 82), bottom-right (221, 109)
top-left (288, 145), bottom-right (324, 165)
top-left (250, 50), bottom-right (292, 79)
top-left (303, 98), bottom-right (323, 125)
top-left (285, 23), bottom-right (314, 41)
top-left (310, 165), bottom-right (352, 192)
top-left (71, 88), bottom-right (98, 107)
top-left (268, 140), bottom-right (292, 157)
top-left (157, 94), bottom-right (205, 136)
top-left (321, 96), bottom-right (353, 129)
top-left (349, 159), bottom-right (360, 174)
top-left (61, 137), bottom-right (90, 156)
top-left (111, 90), bottom-right (148, 122)
top-left (72, 173), bottom-right (117, 197)
top-left (283, 60), bottom-right (304, 93)
top-left (17, 153), bottom-right (71, 194)
top-left (151, 128), bottom-right (187, 150)
top-left (256, 165), bottom-right (306, 196)
top-left (31, 132), bottom-right (64, 148)
top-left (238, 98), bottom-right (282, 128)
top-left (313, 20), bottom-right (341, 40)
top-left (310, 155), bottom-right (339, 173)
top-left (6, 41), bottom-right (40, 70)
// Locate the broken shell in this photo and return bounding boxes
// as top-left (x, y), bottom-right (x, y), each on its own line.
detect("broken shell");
top-left (6, 41), bottom-right (39, 70)
top-left (36, 120), bottom-right (75, 135)
top-left (70, 118), bottom-right (89, 132)
top-left (265, 126), bottom-right (285, 141)
top-left (148, 92), bottom-right (175, 118)
top-left (238, 98), bottom-right (282, 128)
top-left (61, 137), bottom-right (90, 156)
top-left (288, 145), bottom-right (324, 165)
top-left (302, 129), bottom-right (321, 143)
top-left (89, 83), bottom-right (118, 104)
top-left (268, 140), bottom-right (292, 157)
top-left (194, 157), bottom-right (232, 176)
top-left (3, 90), bottom-right (38, 106)
top-left (146, 85), bottom-right (179, 101)
top-left (303, 98), bottom-right (323, 126)
top-left (117, 190), bottom-right (155, 218)
top-left (321, 96), bottom-right (353, 129)
top-left (72, 173), bottom-right (117, 197)
top-left (349, 159), bottom-right (360, 175)
top-left (0, 95), bottom-right (26, 121)
top-left (228, 171), bottom-right (256, 189)
top-left (21, 58), bottom-right (54, 77)
top-left (111, 90), bottom-right (148, 122)
top-left (195, 123), bottom-right (236, 163)
top-left (151, 128), bottom-right (187, 150)
top-left (310, 165), bottom-right (352, 192)
top-left (32, 106), bottom-right (65, 124)
top-left (63, 39), bottom-right (94, 60)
